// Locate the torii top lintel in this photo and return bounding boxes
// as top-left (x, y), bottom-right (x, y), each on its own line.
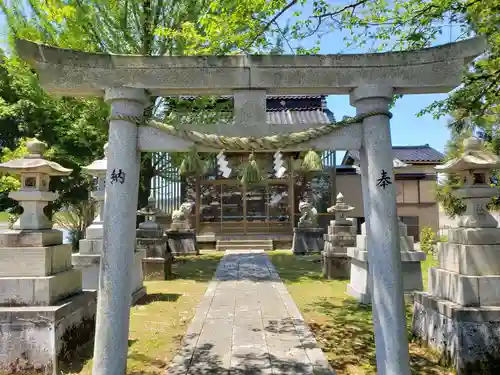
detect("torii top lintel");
top-left (15, 37), bottom-right (485, 97)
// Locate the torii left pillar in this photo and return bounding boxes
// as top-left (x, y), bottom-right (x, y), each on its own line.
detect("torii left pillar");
top-left (92, 88), bottom-right (149, 375)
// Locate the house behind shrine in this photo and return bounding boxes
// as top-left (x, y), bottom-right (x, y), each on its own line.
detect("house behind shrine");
top-left (153, 95), bottom-right (443, 247)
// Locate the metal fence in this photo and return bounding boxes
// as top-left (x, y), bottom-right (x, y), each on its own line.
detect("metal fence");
top-left (151, 152), bottom-right (182, 214)
top-left (322, 150), bottom-right (336, 167)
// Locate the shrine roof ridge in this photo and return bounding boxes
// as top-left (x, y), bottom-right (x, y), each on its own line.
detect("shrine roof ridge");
top-left (15, 37), bottom-right (486, 96)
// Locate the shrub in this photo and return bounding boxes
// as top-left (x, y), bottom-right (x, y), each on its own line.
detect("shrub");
top-left (420, 226), bottom-right (436, 254)
top-left (54, 200), bottom-right (97, 251)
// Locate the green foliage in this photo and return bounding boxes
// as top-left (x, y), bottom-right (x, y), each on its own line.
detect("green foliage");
top-left (54, 200), bottom-right (97, 251)
top-left (7, 212), bottom-right (19, 229)
top-left (0, 139), bottom-right (28, 208)
top-left (0, 53), bottom-right (108, 212)
top-left (420, 226), bottom-right (436, 255)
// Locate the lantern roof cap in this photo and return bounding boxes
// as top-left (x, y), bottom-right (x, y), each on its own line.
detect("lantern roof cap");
top-left (0, 138), bottom-right (72, 176)
top-left (82, 143), bottom-right (108, 174)
top-left (435, 137), bottom-right (500, 173)
top-left (327, 192), bottom-right (355, 213)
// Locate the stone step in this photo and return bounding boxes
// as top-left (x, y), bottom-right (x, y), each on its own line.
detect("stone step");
top-left (217, 240), bottom-right (272, 245)
top-left (216, 240), bottom-right (273, 251)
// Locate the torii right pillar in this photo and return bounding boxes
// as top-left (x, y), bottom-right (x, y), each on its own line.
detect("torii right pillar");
top-left (350, 85), bottom-right (411, 375)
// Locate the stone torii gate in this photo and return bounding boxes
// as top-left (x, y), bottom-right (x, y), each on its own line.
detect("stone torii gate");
top-left (15, 37), bottom-right (484, 375)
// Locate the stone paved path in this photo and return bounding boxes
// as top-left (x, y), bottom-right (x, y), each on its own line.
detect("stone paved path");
top-left (167, 250), bottom-right (334, 375)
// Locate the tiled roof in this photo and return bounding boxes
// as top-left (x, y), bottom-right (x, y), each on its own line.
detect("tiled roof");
top-left (267, 109), bottom-right (331, 124)
top-left (173, 95), bottom-right (330, 111)
top-left (170, 95), bottom-right (334, 124)
top-left (343, 145), bottom-right (444, 164)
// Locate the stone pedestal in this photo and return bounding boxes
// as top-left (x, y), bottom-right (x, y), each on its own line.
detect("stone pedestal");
top-left (322, 219), bottom-right (356, 279)
top-left (412, 227), bottom-right (500, 374)
top-left (72, 243), bottom-right (146, 305)
top-left (0, 229), bottom-right (96, 374)
top-left (292, 227), bottom-right (324, 255)
top-left (166, 229), bottom-right (198, 256)
top-left (137, 227), bottom-right (173, 281)
top-left (347, 221), bottom-right (426, 304)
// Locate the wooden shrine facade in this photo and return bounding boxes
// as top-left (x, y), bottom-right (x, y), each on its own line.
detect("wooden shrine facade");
top-left (181, 152), bottom-right (335, 237)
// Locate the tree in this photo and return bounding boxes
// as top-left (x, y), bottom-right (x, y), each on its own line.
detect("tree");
top-left (282, 0), bottom-right (499, 218)
top-left (0, 0), bottom-right (291, 209)
top-left (0, 51), bottom-right (109, 212)
top-left (289, 0), bottom-right (499, 127)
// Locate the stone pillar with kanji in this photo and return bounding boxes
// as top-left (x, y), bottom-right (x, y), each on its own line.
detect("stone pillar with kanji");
top-left (0, 138), bottom-right (96, 374)
top-left (72, 143), bottom-right (146, 304)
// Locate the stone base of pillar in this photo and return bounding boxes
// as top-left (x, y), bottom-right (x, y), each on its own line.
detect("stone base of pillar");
top-left (143, 256), bottom-right (174, 281)
top-left (292, 227), bottom-right (324, 255)
top-left (322, 221), bottom-right (356, 279)
top-left (137, 234), bottom-right (172, 281)
top-left (166, 229), bottom-right (198, 256)
top-left (412, 292), bottom-right (500, 375)
top-left (347, 248), bottom-right (426, 304)
top-left (322, 252), bottom-right (351, 279)
top-left (72, 250), bottom-right (146, 305)
top-left (131, 286), bottom-right (147, 305)
top-left (0, 291), bottom-right (96, 374)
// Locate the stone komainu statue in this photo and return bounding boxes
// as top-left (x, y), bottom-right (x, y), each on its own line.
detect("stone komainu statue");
top-left (298, 201), bottom-right (318, 228)
top-left (170, 201), bottom-right (194, 230)
top-left (172, 202), bottom-right (194, 223)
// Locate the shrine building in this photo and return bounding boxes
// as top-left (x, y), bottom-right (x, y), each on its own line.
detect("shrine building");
top-left (153, 95), bottom-right (443, 248)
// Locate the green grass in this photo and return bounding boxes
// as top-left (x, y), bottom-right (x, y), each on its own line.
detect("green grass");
top-left (268, 250), bottom-right (451, 375)
top-left (62, 252), bottom-right (225, 375)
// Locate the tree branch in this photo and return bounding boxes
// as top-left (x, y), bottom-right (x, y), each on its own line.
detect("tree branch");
top-left (244, 0), bottom-right (298, 50)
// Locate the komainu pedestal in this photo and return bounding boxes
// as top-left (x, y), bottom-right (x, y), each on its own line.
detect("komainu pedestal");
top-left (322, 192), bottom-right (356, 279)
top-left (412, 137), bottom-right (500, 375)
top-left (292, 201), bottom-right (324, 255)
top-left (137, 196), bottom-right (173, 280)
top-left (0, 139), bottom-right (96, 374)
top-left (347, 220), bottom-right (426, 304)
top-left (166, 201), bottom-right (198, 256)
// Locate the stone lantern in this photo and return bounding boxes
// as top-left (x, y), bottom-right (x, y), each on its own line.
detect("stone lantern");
top-left (136, 195), bottom-right (172, 281)
top-left (0, 138), bottom-right (96, 373)
top-left (81, 142), bottom-right (107, 238)
top-left (0, 138), bottom-right (72, 230)
top-left (137, 194), bottom-right (161, 230)
top-left (327, 192), bottom-right (355, 226)
top-left (435, 136), bottom-right (500, 228)
top-left (412, 136), bottom-right (500, 373)
top-left (322, 192), bottom-right (357, 279)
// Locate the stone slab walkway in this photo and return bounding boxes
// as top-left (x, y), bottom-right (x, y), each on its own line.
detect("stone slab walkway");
top-left (167, 250), bottom-right (334, 375)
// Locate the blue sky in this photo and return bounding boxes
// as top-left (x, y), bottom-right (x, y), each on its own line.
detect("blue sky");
top-left (275, 5), bottom-right (463, 156)
top-left (0, 3), bottom-right (462, 156)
